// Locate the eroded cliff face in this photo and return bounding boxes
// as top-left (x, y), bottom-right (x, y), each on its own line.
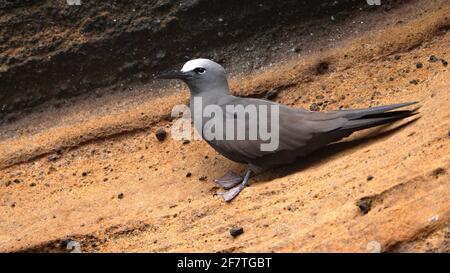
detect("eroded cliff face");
top-left (0, 0), bottom-right (365, 116)
top-left (0, 0), bottom-right (449, 252)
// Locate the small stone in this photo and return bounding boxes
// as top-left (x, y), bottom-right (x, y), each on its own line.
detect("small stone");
top-left (415, 62), bottom-right (423, 69)
top-left (156, 50), bottom-right (166, 59)
top-left (394, 55), bottom-right (401, 60)
top-left (117, 193), bottom-right (124, 199)
top-left (431, 167), bottom-right (446, 178)
top-left (316, 94), bottom-right (324, 99)
top-left (30, 182), bottom-right (36, 187)
top-left (291, 47), bottom-right (301, 53)
top-left (409, 79), bottom-right (419, 85)
top-left (441, 59), bottom-right (448, 67)
top-left (265, 90), bottom-right (278, 100)
top-left (316, 62), bottom-right (329, 74)
top-left (199, 176), bottom-right (207, 181)
top-left (367, 175), bottom-right (374, 181)
top-left (155, 128), bottom-right (167, 141)
top-left (186, 172), bottom-right (192, 178)
top-left (310, 103), bottom-right (319, 111)
top-left (429, 55), bottom-right (438, 63)
top-left (13, 178), bottom-right (21, 184)
top-left (230, 226), bottom-right (244, 237)
top-left (182, 139), bottom-right (190, 145)
top-left (357, 197), bottom-right (372, 215)
top-left (59, 239), bottom-right (70, 248)
top-left (48, 154), bottom-right (60, 162)
top-left (244, 46), bottom-right (254, 52)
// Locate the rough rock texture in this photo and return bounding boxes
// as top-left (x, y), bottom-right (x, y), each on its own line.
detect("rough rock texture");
top-left (0, 0), bottom-right (364, 115)
top-left (0, 0), bottom-right (449, 252)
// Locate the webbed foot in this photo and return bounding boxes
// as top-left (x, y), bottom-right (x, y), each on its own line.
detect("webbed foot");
top-left (215, 171), bottom-right (242, 190)
top-left (220, 169), bottom-right (252, 202)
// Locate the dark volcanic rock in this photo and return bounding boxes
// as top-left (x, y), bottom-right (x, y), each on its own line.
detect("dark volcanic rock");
top-left (155, 128), bottom-right (167, 142)
top-left (265, 90), bottom-right (278, 100)
top-left (310, 103), bottom-right (320, 111)
top-left (230, 226), bottom-right (244, 237)
top-left (357, 197), bottom-right (373, 215)
top-left (429, 55), bottom-right (438, 62)
top-left (316, 61), bottom-right (330, 74)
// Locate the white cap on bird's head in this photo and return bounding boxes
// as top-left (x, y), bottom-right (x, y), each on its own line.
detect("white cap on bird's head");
top-left (157, 58), bottom-right (230, 95)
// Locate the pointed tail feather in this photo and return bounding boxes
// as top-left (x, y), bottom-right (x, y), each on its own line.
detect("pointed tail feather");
top-left (341, 109), bottom-right (419, 131)
top-left (340, 101), bottom-right (418, 119)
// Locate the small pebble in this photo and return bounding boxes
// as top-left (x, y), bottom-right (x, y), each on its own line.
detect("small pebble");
top-left (199, 176), bottom-right (207, 181)
top-left (118, 193), bottom-right (124, 199)
top-left (155, 128), bottom-right (167, 141)
top-left (415, 62), bottom-right (423, 69)
top-left (230, 226), bottom-right (244, 237)
top-left (310, 103), bottom-right (319, 111)
top-left (291, 47), bottom-right (301, 53)
top-left (367, 175), bottom-right (374, 181)
top-left (409, 79), bottom-right (419, 85)
top-left (265, 90), bottom-right (278, 100)
top-left (48, 154), bottom-right (60, 162)
top-left (186, 172), bottom-right (192, 178)
top-left (156, 50), bottom-right (166, 59)
top-left (441, 59), bottom-right (448, 67)
top-left (429, 55), bottom-right (438, 63)
top-left (357, 197), bottom-right (372, 215)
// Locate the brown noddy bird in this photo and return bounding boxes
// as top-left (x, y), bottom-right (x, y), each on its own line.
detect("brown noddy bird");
top-left (158, 59), bottom-right (418, 202)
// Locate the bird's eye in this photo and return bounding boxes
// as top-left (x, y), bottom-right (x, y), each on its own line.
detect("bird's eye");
top-left (193, 67), bottom-right (206, 74)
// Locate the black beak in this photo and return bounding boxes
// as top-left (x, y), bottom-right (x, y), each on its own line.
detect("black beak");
top-left (156, 70), bottom-right (188, 80)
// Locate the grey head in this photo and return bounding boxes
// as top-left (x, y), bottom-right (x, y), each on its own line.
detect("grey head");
top-left (157, 58), bottom-right (230, 96)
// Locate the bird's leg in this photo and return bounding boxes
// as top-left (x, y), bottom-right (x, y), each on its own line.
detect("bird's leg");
top-left (214, 170), bottom-right (242, 190)
top-left (222, 169), bottom-right (252, 202)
